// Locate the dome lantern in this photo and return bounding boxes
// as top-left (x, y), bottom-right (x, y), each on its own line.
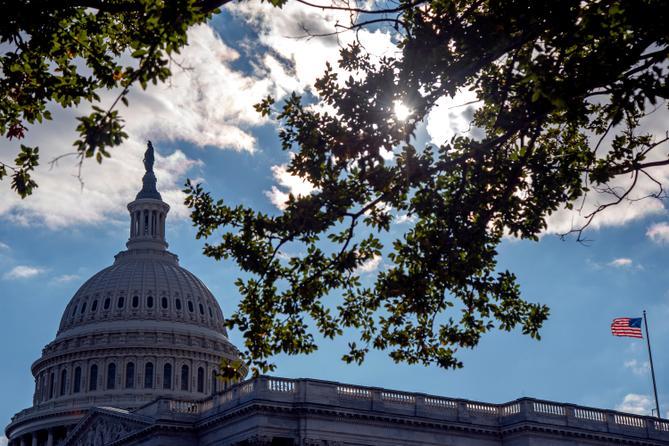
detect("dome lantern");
top-left (126, 141), bottom-right (170, 251)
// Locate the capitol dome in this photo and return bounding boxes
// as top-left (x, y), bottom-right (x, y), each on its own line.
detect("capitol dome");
top-left (56, 249), bottom-right (228, 337)
top-left (6, 143), bottom-right (242, 444)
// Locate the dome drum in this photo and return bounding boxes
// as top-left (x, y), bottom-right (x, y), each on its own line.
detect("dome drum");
top-left (29, 347), bottom-right (229, 407)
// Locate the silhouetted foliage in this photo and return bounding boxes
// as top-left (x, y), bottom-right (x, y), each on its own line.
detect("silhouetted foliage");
top-left (186, 0), bottom-right (669, 376)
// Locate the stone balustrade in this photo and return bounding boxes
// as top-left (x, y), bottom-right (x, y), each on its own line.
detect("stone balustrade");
top-left (155, 375), bottom-right (669, 442)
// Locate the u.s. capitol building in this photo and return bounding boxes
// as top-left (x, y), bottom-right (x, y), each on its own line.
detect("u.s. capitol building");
top-left (6, 145), bottom-right (669, 446)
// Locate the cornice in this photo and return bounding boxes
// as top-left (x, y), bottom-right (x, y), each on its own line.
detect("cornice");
top-left (196, 400), bottom-right (501, 437)
top-left (501, 421), bottom-right (668, 446)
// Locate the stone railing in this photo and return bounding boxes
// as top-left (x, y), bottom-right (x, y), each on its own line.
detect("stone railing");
top-left (168, 400), bottom-right (201, 414)
top-left (160, 376), bottom-right (669, 442)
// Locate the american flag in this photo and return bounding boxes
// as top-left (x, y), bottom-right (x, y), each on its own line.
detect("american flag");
top-left (611, 317), bottom-right (643, 339)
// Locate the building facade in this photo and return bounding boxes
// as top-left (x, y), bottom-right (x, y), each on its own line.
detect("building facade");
top-left (6, 145), bottom-right (669, 446)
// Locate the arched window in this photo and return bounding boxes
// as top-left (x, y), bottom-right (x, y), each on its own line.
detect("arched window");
top-left (197, 367), bottom-right (204, 393)
top-left (125, 362), bottom-right (134, 389)
top-left (73, 367), bottom-right (81, 393)
top-left (163, 363), bottom-right (172, 389)
top-left (71, 304), bottom-right (78, 318)
top-left (175, 299), bottom-right (182, 310)
top-left (161, 297), bottom-right (168, 309)
top-left (132, 295), bottom-right (139, 308)
top-left (91, 300), bottom-right (98, 312)
top-left (107, 363), bottom-right (116, 390)
top-left (199, 303), bottom-right (204, 315)
top-left (103, 298), bottom-right (111, 310)
top-left (144, 362), bottom-right (154, 389)
top-left (211, 370), bottom-right (218, 395)
top-left (187, 301), bottom-right (194, 312)
top-left (60, 369), bottom-right (67, 396)
top-left (147, 295), bottom-right (154, 308)
top-left (117, 296), bottom-right (125, 309)
top-left (181, 365), bottom-right (189, 391)
top-left (208, 306), bottom-right (213, 318)
top-left (80, 302), bottom-right (87, 314)
top-left (89, 365), bottom-right (98, 391)
top-left (48, 372), bottom-right (54, 399)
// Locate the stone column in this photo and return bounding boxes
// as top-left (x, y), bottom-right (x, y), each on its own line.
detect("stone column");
top-left (46, 428), bottom-right (54, 446)
top-left (30, 432), bottom-right (37, 446)
top-left (19, 436), bottom-right (27, 446)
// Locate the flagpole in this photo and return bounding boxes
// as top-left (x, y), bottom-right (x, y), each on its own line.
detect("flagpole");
top-left (643, 310), bottom-right (661, 418)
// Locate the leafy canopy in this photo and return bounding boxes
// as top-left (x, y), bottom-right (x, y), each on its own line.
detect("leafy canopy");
top-left (2, 0), bottom-right (668, 376)
top-left (185, 0), bottom-right (669, 376)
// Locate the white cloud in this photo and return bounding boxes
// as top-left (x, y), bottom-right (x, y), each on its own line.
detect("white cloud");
top-left (545, 108), bottom-right (669, 235)
top-left (545, 193), bottom-right (666, 236)
top-left (616, 393), bottom-right (653, 416)
top-left (426, 88), bottom-right (482, 146)
top-left (229, 1), bottom-right (398, 95)
top-left (0, 241), bottom-right (9, 251)
top-left (624, 359), bottom-right (650, 376)
top-left (0, 130), bottom-right (200, 228)
top-left (358, 254), bottom-right (382, 273)
top-left (609, 258), bottom-right (633, 268)
top-left (646, 222), bottom-right (669, 244)
top-left (3, 265), bottom-right (45, 280)
top-left (54, 274), bottom-right (81, 283)
top-left (128, 25), bottom-right (273, 152)
top-left (265, 163), bottom-right (316, 210)
top-left (0, 435), bottom-right (7, 446)
top-left (395, 213), bottom-right (417, 224)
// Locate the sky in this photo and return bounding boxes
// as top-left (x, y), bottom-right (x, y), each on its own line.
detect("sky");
top-left (2, 3), bottom-right (669, 440)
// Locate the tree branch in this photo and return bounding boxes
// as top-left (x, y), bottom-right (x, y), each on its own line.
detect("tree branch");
top-left (295, 0), bottom-right (425, 15)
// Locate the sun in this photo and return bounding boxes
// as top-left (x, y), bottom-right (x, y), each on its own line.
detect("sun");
top-left (393, 101), bottom-right (411, 121)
